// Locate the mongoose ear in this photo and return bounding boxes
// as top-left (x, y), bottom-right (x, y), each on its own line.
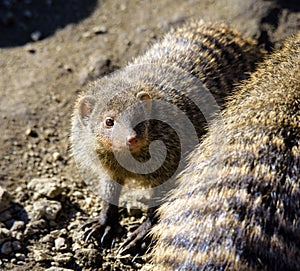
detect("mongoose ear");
top-left (137, 91), bottom-right (151, 101)
top-left (137, 91), bottom-right (152, 113)
top-left (77, 96), bottom-right (96, 124)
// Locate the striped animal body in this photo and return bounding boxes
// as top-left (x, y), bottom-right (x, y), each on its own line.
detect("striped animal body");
top-left (150, 33), bottom-right (300, 270)
top-left (71, 20), bottom-right (264, 252)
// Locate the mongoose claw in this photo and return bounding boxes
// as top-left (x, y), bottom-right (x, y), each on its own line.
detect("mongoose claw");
top-left (78, 217), bottom-right (114, 247)
top-left (116, 217), bottom-right (151, 255)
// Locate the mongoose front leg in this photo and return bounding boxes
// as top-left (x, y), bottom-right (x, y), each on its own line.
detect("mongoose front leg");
top-left (79, 178), bottom-right (121, 247)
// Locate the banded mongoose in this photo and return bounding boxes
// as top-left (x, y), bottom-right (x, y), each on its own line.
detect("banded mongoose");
top-left (71, 20), bottom-right (264, 252)
top-left (149, 33), bottom-right (300, 270)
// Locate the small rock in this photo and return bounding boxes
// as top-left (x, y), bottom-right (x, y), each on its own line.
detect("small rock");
top-left (31, 30), bottom-right (42, 41)
top-left (15, 253), bottom-right (26, 261)
top-left (0, 186), bottom-right (12, 212)
top-left (1, 241), bottom-right (12, 255)
top-left (45, 201), bottom-right (62, 221)
top-left (10, 258), bottom-right (17, 264)
top-left (25, 128), bottom-right (38, 138)
top-left (0, 227), bottom-right (11, 245)
top-left (4, 218), bottom-right (15, 229)
top-left (52, 252), bottom-right (73, 264)
top-left (12, 240), bottom-right (22, 251)
top-left (78, 70), bottom-right (89, 85)
top-left (33, 249), bottom-right (51, 262)
top-left (63, 65), bottom-right (73, 73)
top-left (0, 210), bottom-right (12, 223)
top-left (28, 178), bottom-right (63, 198)
top-left (52, 152), bottom-right (62, 161)
top-left (10, 220), bottom-right (25, 232)
top-left (11, 231), bottom-right (23, 241)
top-left (72, 191), bottom-right (83, 199)
top-left (54, 237), bottom-right (67, 251)
top-left (74, 248), bottom-right (102, 267)
top-left (40, 233), bottom-right (54, 244)
top-left (79, 56), bottom-right (111, 85)
top-left (92, 25), bottom-right (108, 34)
top-left (25, 45), bottom-right (36, 54)
top-left (120, 3), bottom-right (126, 11)
top-left (82, 31), bottom-right (92, 38)
top-left (24, 219), bottom-right (47, 236)
top-left (33, 199), bottom-right (62, 221)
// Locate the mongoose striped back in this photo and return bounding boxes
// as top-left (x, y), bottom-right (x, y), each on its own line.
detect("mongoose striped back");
top-left (150, 33), bottom-right (300, 271)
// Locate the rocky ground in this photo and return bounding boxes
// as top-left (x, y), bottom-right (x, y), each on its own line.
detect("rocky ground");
top-left (0, 0), bottom-right (299, 270)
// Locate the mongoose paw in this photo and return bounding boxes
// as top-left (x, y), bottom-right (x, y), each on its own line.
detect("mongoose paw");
top-left (116, 217), bottom-right (151, 255)
top-left (78, 217), bottom-right (115, 248)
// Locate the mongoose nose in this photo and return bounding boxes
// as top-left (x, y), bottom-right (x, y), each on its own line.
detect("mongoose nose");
top-left (126, 135), bottom-right (138, 146)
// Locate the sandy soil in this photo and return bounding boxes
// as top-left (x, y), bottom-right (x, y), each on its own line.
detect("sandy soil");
top-left (0, 0), bottom-right (299, 270)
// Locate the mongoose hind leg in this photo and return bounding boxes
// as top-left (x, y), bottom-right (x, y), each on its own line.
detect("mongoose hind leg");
top-left (117, 207), bottom-right (157, 255)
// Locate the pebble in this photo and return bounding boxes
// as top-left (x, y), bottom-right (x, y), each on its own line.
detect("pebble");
top-left (88, 56), bottom-right (110, 74)
top-left (40, 233), bottom-right (54, 244)
top-left (25, 128), bottom-right (39, 138)
top-left (52, 152), bottom-right (62, 161)
top-left (74, 248), bottom-right (102, 267)
top-left (25, 45), bottom-right (37, 53)
top-left (10, 220), bottom-right (25, 232)
top-left (0, 186), bottom-right (12, 212)
top-left (52, 252), bottom-right (73, 264)
top-left (72, 191), bottom-right (83, 199)
top-left (24, 219), bottom-right (47, 236)
top-left (33, 249), bottom-right (51, 262)
top-left (92, 25), bottom-right (108, 34)
top-left (79, 56), bottom-right (111, 85)
top-left (11, 231), bottom-right (23, 241)
top-left (31, 30), bottom-right (42, 42)
top-left (0, 209), bottom-right (12, 222)
top-left (12, 240), bottom-right (22, 251)
top-left (27, 178), bottom-right (63, 199)
top-left (15, 253), bottom-right (26, 261)
top-left (1, 241), bottom-right (12, 255)
top-left (0, 227), bottom-right (10, 246)
top-left (54, 237), bottom-right (67, 251)
top-left (45, 200), bottom-right (62, 221)
top-left (33, 199), bottom-right (62, 221)
top-left (82, 31), bottom-right (92, 38)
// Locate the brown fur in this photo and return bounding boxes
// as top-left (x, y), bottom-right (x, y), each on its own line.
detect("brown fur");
top-left (70, 20), bottom-right (264, 250)
top-left (71, 19), bottom-right (263, 192)
top-left (150, 33), bottom-right (300, 270)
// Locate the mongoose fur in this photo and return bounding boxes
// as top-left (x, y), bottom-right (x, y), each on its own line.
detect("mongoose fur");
top-left (71, 20), bottom-right (264, 252)
top-left (149, 33), bottom-right (300, 270)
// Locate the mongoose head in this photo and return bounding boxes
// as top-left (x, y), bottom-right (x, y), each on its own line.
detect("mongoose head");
top-left (76, 88), bottom-right (152, 156)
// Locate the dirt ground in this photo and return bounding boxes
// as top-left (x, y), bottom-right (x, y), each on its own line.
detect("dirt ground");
top-left (0, 0), bottom-right (299, 270)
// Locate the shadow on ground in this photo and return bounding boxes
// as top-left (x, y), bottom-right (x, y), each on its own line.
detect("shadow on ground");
top-left (0, 0), bottom-right (98, 47)
top-left (276, 0), bottom-right (300, 12)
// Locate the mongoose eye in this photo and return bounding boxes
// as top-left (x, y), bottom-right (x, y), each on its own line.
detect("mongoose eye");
top-left (105, 117), bottom-right (114, 127)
